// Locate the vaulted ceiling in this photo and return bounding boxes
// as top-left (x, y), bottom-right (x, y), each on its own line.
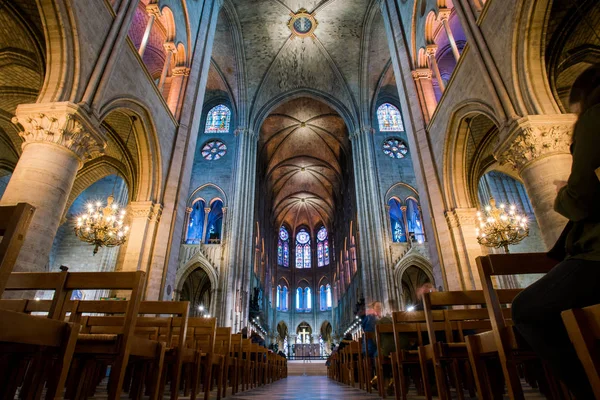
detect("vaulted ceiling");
top-left (259, 97), bottom-right (349, 231)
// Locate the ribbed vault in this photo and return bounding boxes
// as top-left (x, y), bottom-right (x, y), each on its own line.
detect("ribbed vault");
top-left (259, 97), bottom-right (349, 230)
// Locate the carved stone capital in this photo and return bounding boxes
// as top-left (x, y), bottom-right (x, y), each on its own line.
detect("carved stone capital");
top-left (445, 208), bottom-right (478, 229)
top-left (426, 44), bottom-right (438, 57)
top-left (495, 115), bottom-right (577, 172)
top-left (412, 68), bottom-right (432, 80)
top-left (145, 3), bottom-right (161, 18)
top-left (234, 127), bottom-right (256, 138)
top-left (11, 102), bottom-right (105, 165)
top-left (185, 207), bottom-right (193, 214)
top-left (172, 67), bottom-right (190, 77)
top-left (129, 201), bottom-right (163, 223)
top-left (437, 7), bottom-right (451, 22)
top-left (163, 41), bottom-right (177, 53)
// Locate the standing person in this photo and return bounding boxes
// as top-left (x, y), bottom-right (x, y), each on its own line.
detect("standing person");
top-left (512, 64), bottom-right (600, 399)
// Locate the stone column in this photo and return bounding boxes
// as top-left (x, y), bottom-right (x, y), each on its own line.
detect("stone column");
top-left (444, 208), bottom-right (482, 290)
top-left (412, 68), bottom-right (437, 122)
top-left (182, 207), bottom-right (192, 243)
top-left (121, 201), bottom-right (162, 272)
top-left (426, 45), bottom-right (445, 92)
top-left (401, 205), bottom-right (409, 243)
top-left (2, 102), bottom-right (105, 272)
top-left (158, 42), bottom-right (176, 92)
top-left (202, 206), bottom-right (211, 244)
top-left (138, 4), bottom-right (160, 58)
top-left (496, 115), bottom-right (577, 248)
top-left (438, 8), bottom-right (461, 63)
top-left (167, 67), bottom-right (190, 119)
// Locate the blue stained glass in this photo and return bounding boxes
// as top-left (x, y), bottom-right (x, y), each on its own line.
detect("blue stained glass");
top-left (317, 227), bottom-right (329, 267)
top-left (278, 226), bottom-right (290, 267)
top-left (283, 242), bottom-right (289, 267)
top-left (377, 103), bottom-right (404, 132)
top-left (276, 286), bottom-right (281, 310)
top-left (389, 198), bottom-right (407, 243)
top-left (296, 229), bottom-right (311, 269)
top-left (303, 245), bottom-right (311, 268)
top-left (204, 104), bottom-right (231, 133)
top-left (326, 284), bottom-right (332, 309)
top-left (296, 244), bottom-right (303, 268)
top-left (324, 240), bottom-right (330, 265)
top-left (305, 287), bottom-right (312, 311)
top-left (277, 241), bottom-right (283, 265)
top-left (317, 243), bottom-right (324, 267)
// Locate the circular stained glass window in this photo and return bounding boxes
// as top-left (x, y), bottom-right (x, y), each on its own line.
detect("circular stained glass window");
top-left (201, 140), bottom-right (227, 161)
top-left (297, 230), bottom-right (310, 244)
top-left (382, 138), bottom-right (408, 159)
top-left (279, 227), bottom-right (289, 241)
top-left (317, 227), bottom-right (327, 241)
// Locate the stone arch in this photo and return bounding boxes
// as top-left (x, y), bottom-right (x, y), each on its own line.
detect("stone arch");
top-left (97, 99), bottom-right (162, 202)
top-left (424, 10), bottom-right (439, 44)
top-left (443, 100), bottom-right (502, 209)
top-left (513, 0), bottom-right (562, 115)
top-left (385, 182), bottom-right (420, 204)
top-left (394, 250), bottom-right (435, 308)
top-left (251, 88), bottom-right (358, 136)
top-left (175, 257), bottom-right (218, 303)
top-left (188, 183), bottom-right (228, 207)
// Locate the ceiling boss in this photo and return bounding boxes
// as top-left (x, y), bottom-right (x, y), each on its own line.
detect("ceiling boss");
top-left (288, 8), bottom-right (318, 39)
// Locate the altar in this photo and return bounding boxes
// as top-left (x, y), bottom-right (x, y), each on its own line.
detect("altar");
top-left (295, 343), bottom-right (320, 358)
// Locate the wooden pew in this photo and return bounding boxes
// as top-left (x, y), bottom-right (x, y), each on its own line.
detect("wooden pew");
top-left (229, 333), bottom-right (243, 394)
top-left (0, 204), bottom-right (79, 400)
top-left (374, 324), bottom-right (396, 398)
top-left (241, 339), bottom-right (256, 389)
top-left (186, 317), bottom-right (219, 400)
top-left (471, 253), bottom-right (559, 400)
top-left (361, 332), bottom-right (374, 393)
top-left (392, 311), bottom-right (444, 400)
top-left (214, 327), bottom-right (232, 399)
top-left (561, 304), bottom-right (600, 399)
top-left (64, 271), bottom-right (165, 400)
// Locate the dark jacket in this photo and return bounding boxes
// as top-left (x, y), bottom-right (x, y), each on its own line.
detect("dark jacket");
top-left (554, 104), bottom-right (600, 261)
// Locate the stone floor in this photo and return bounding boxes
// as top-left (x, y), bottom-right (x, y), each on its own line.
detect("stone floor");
top-left (231, 376), bottom-right (381, 400)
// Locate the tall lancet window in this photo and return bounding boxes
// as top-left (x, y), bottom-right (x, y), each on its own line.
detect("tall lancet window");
top-left (317, 226), bottom-right (330, 267)
top-left (186, 200), bottom-right (205, 244)
top-left (305, 287), bottom-right (312, 311)
top-left (204, 104), bottom-right (231, 133)
top-left (278, 226), bottom-right (290, 267)
top-left (295, 229), bottom-right (311, 269)
top-left (377, 103), bottom-right (404, 132)
top-left (388, 198), bottom-right (407, 243)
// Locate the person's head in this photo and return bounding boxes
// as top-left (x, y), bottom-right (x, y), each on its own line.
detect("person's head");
top-left (368, 301), bottom-right (383, 317)
top-left (569, 64), bottom-right (600, 116)
top-left (416, 282), bottom-right (435, 301)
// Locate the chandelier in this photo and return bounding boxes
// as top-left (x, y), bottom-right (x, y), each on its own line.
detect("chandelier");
top-left (74, 116), bottom-right (136, 254)
top-left (75, 195), bottom-right (129, 255)
top-left (475, 197), bottom-right (529, 253)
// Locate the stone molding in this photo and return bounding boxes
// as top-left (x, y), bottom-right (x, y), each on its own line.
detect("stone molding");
top-left (496, 115), bottom-right (577, 172)
top-left (172, 67), bottom-right (190, 76)
top-left (412, 68), bottom-right (433, 80)
top-left (129, 201), bottom-right (163, 223)
top-left (437, 7), bottom-right (451, 21)
top-left (234, 127), bottom-right (257, 138)
top-left (11, 102), bottom-right (105, 163)
top-left (145, 3), bottom-right (161, 17)
top-left (350, 126), bottom-right (374, 140)
top-left (445, 208), bottom-right (478, 229)
top-left (426, 44), bottom-right (438, 56)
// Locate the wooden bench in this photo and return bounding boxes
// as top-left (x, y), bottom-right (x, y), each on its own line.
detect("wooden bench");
top-left (187, 317), bottom-right (219, 400)
top-left (562, 304), bottom-right (600, 399)
top-left (0, 203), bottom-right (79, 400)
top-left (471, 253), bottom-right (559, 400)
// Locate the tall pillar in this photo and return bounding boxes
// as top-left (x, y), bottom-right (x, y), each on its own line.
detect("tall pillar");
top-left (2, 102), bottom-right (105, 272)
top-left (121, 201), bottom-right (162, 272)
top-left (221, 128), bottom-right (258, 331)
top-left (444, 208), bottom-right (481, 290)
top-left (496, 115), bottom-right (577, 248)
top-left (158, 42), bottom-right (176, 92)
top-left (426, 45), bottom-right (445, 92)
top-left (202, 206), bottom-right (211, 243)
top-left (412, 68), bottom-right (437, 122)
top-left (438, 8), bottom-right (461, 63)
top-left (138, 4), bottom-right (161, 58)
top-left (182, 207), bottom-right (193, 243)
top-left (350, 127), bottom-right (393, 308)
top-left (167, 67), bottom-right (190, 119)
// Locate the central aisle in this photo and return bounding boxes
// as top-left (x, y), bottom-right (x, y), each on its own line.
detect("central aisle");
top-left (231, 376), bottom-right (382, 400)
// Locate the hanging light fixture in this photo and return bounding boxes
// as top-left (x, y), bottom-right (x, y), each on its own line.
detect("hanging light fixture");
top-left (466, 118), bottom-right (529, 253)
top-left (475, 198), bottom-right (529, 253)
top-left (74, 116), bottom-right (135, 254)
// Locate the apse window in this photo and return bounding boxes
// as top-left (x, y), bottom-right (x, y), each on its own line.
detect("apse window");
top-left (204, 104), bottom-right (231, 133)
top-left (295, 229), bottom-right (311, 269)
top-left (382, 138), bottom-right (408, 159)
top-left (317, 226), bottom-right (330, 267)
top-left (278, 226), bottom-right (290, 267)
top-left (377, 103), bottom-right (404, 132)
top-left (201, 140), bottom-right (227, 161)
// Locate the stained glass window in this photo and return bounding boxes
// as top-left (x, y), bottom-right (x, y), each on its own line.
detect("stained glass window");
top-left (186, 200), bottom-right (205, 244)
top-left (201, 140), bottom-right (227, 161)
top-left (204, 104), bottom-right (231, 133)
top-left (276, 286), bottom-right (281, 310)
top-left (377, 103), bottom-right (404, 132)
top-left (305, 287), bottom-right (312, 311)
top-left (382, 138), bottom-right (409, 159)
top-left (317, 226), bottom-right (329, 267)
top-left (326, 284), bottom-right (332, 309)
top-left (320, 285), bottom-right (326, 311)
top-left (389, 198), bottom-right (407, 242)
top-left (296, 287), bottom-right (302, 311)
top-left (281, 286), bottom-right (288, 310)
top-left (278, 226), bottom-right (289, 267)
top-left (296, 229), bottom-right (311, 269)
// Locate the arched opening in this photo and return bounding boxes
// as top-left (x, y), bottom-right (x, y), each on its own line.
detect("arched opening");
top-left (205, 200), bottom-right (223, 244)
top-left (388, 198), bottom-right (407, 243)
top-left (400, 265), bottom-right (431, 309)
top-left (180, 267), bottom-right (213, 317)
top-left (186, 199), bottom-right (206, 244)
top-left (296, 322), bottom-right (312, 344)
top-left (49, 174), bottom-right (129, 299)
top-left (320, 321), bottom-right (333, 354)
top-left (276, 321), bottom-right (289, 354)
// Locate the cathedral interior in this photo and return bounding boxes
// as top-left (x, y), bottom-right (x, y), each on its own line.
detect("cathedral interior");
top-left (0, 0), bottom-right (599, 396)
